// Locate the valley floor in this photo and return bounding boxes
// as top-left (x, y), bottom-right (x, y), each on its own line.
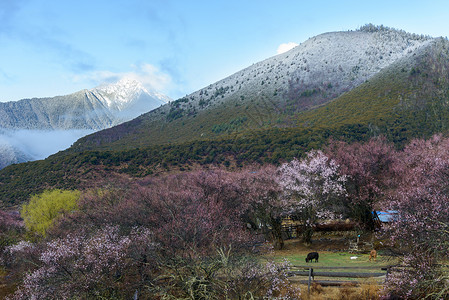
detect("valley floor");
top-left (267, 235), bottom-right (398, 299)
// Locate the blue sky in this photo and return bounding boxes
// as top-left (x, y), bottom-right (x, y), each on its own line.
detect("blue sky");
top-left (1, 0), bottom-right (448, 102)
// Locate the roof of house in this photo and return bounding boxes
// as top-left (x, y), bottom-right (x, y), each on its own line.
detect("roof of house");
top-left (373, 210), bottom-right (399, 223)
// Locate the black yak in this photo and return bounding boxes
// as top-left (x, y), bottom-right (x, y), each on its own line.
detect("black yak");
top-left (305, 252), bottom-right (319, 263)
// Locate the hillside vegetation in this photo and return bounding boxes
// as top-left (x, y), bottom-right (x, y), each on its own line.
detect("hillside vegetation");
top-left (71, 26), bottom-right (432, 151)
top-left (1, 28), bottom-right (449, 207)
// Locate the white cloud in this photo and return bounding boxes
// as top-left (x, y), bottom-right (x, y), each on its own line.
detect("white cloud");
top-left (129, 63), bottom-right (172, 92)
top-left (277, 42), bottom-right (299, 54)
top-left (73, 63), bottom-right (172, 93)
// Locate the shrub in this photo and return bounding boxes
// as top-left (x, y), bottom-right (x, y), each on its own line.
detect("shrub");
top-left (20, 189), bottom-right (80, 238)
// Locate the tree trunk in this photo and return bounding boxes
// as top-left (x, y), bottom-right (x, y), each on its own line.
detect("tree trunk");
top-left (271, 217), bottom-right (284, 250)
top-left (301, 224), bottom-right (314, 245)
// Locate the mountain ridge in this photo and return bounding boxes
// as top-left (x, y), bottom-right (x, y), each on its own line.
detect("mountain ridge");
top-left (0, 78), bottom-right (169, 130)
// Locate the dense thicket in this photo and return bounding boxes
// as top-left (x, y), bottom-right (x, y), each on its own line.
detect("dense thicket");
top-left (0, 125), bottom-right (367, 206)
top-left (2, 136), bottom-right (449, 298)
top-left (3, 169), bottom-right (301, 299)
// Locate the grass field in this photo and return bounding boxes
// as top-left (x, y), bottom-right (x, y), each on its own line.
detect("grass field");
top-left (267, 237), bottom-right (398, 299)
top-left (270, 234), bottom-right (397, 262)
top-left (281, 251), bottom-right (392, 268)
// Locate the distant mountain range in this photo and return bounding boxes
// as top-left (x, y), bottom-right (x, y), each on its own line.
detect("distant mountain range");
top-left (0, 78), bottom-right (170, 130)
top-left (0, 78), bottom-right (170, 168)
top-left (2, 24), bottom-right (449, 206)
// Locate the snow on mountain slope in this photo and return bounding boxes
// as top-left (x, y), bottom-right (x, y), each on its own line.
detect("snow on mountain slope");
top-left (156, 28), bottom-right (433, 117)
top-left (0, 141), bottom-right (31, 169)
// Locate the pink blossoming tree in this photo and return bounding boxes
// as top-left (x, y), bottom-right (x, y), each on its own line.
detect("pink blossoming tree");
top-left (326, 136), bottom-right (397, 229)
top-left (277, 150), bottom-right (347, 243)
top-left (383, 135), bottom-right (449, 299)
top-left (8, 226), bottom-right (155, 299)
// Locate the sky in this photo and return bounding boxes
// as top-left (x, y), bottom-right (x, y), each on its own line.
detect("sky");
top-left (1, 0), bottom-right (449, 102)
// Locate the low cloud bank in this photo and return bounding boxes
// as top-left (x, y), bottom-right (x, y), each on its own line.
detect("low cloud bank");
top-left (0, 129), bottom-right (94, 164)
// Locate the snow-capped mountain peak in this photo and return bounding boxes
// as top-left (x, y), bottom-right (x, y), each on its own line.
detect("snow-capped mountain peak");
top-left (96, 77), bottom-right (146, 96)
top-left (91, 78), bottom-right (146, 110)
top-left (90, 77), bottom-right (170, 111)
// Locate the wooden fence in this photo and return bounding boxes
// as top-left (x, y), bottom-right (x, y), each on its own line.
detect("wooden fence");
top-left (288, 265), bottom-right (392, 294)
